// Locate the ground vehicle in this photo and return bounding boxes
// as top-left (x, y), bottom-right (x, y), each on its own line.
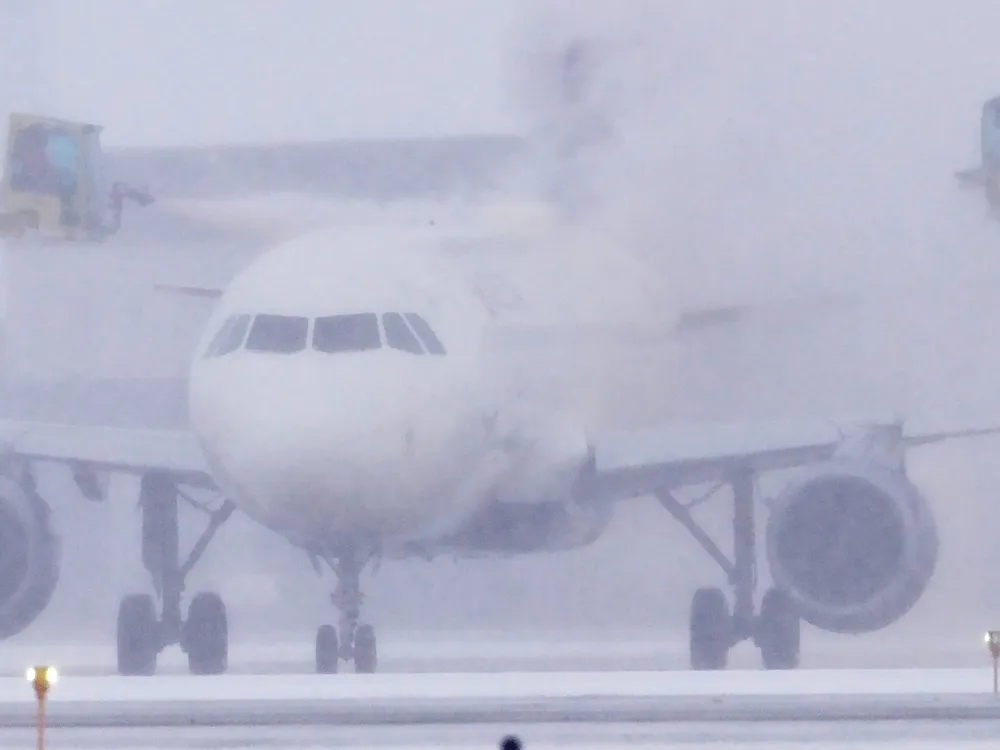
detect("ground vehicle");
top-left (955, 96), bottom-right (1000, 220)
top-left (0, 112), bottom-right (153, 240)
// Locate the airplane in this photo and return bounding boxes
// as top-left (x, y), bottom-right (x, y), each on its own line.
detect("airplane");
top-left (0, 218), bottom-right (997, 677)
top-left (955, 95), bottom-right (1000, 220)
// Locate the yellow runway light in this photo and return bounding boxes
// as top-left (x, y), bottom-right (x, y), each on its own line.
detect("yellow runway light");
top-left (25, 665), bottom-right (56, 750)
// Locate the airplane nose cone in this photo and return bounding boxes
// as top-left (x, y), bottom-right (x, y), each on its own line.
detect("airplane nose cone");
top-left (191, 357), bottom-right (480, 547)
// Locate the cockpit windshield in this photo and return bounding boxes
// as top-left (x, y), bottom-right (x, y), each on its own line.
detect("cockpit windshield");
top-left (382, 313), bottom-right (423, 354)
top-left (204, 314), bottom-right (250, 358)
top-left (404, 313), bottom-right (446, 355)
top-left (310, 313), bottom-right (445, 356)
top-left (203, 310), bottom-right (448, 358)
top-left (313, 313), bottom-right (381, 353)
top-left (245, 314), bottom-right (309, 354)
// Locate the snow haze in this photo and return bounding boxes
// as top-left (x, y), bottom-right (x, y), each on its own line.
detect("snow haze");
top-left (3, 0), bottom-right (1000, 669)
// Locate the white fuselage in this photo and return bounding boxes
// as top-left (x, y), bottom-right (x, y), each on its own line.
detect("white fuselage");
top-left (186, 227), bottom-right (591, 558)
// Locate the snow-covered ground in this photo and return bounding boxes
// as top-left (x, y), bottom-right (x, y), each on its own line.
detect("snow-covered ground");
top-left (3, 666), bottom-right (1000, 704)
top-left (4, 629), bottom-right (999, 679)
top-left (2, 720), bottom-right (1000, 750)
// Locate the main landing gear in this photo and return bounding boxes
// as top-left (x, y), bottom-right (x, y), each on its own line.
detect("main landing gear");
top-left (315, 552), bottom-right (378, 674)
top-left (657, 470), bottom-right (800, 670)
top-left (116, 472), bottom-right (235, 676)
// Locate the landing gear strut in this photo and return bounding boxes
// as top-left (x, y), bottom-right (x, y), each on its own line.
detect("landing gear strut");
top-left (315, 552), bottom-right (378, 674)
top-left (657, 469), bottom-right (801, 670)
top-left (116, 472), bottom-right (234, 676)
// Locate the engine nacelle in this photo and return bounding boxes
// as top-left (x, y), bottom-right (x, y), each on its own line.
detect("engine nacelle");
top-left (0, 475), bottom-right (59, 639)
top-left (764, 459), bottom-right (938, 634)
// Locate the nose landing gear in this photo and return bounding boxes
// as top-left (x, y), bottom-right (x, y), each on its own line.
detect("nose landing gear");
top-left (315, 552), bottom-right (378, 674)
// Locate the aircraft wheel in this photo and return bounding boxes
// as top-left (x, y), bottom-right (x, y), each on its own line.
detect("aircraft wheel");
top-left (183, 591), bottom-right (228, 675)
top-left (315, 624), bottom-right (339, 674)
top-left (117, 593), bottom-right (160, 676)
top-left (690, 587), bottom-right (730, 670)
top-left (757, 587), bottom-right (800, 670)
top-left (354, 624), bottom-right (377, 674)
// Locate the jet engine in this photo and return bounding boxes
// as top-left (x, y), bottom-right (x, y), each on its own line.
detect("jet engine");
top-left (764, 459), bottom-right (938, 634)
top-left (0, 475), bottom-right (59, 639)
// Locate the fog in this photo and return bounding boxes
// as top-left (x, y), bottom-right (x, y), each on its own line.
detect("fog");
top-left (6, 0), bottom-right (1000, 667)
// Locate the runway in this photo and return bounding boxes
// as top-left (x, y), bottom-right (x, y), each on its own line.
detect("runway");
top-left (4, 628), bottom-right (995, 676)
top-left (2, 667), bottom-right (1000, 728)
top-left (4, 719), bottom-right (1000, 749)
top-left (2, 635), bottom-right (1000, 750)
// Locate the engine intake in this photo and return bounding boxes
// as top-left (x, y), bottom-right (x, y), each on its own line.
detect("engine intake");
top-left (765, 459), bottom-right (938, 634)
top-left (0, 475), bottom-right (59, 639)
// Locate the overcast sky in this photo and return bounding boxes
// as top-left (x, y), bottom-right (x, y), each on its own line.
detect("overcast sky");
top-left (3, 0), bottom-right (521, 146)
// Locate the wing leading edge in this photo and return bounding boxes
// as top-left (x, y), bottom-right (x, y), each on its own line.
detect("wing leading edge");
top-left (585, 412), bottom-right (1000, 499)
top-left (0, 377), bottom-right (212, 490)
top-left (0, 420), bottom-right (211, 489)
top-left (0, 375), bottom-right (995, 511)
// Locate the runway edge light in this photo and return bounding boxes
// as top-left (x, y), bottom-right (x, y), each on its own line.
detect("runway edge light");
top-left (26, 665), bottom-right (56, 750)
top-left (986, 632), bottom-right (1000, 693)
top-left (25, 665), bottom-right (57, 697)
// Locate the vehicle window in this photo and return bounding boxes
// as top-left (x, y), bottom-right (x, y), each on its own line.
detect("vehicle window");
top-left (9, 124), bottom-right (71, 195)
top-left (382, 313), bottom-right (424, 354)
top-left (313, 313), bottom-right (381, 353)
top-left (404, 313), bottom-right (446, 355)
top-left (245, 314), bottom-right (309, 354)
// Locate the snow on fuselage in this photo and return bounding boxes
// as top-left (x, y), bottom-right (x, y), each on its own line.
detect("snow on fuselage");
top-left (187, 226), bottom-right (591, 558)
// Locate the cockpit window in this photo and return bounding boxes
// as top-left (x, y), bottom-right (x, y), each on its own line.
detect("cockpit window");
top-left (204, 314), bottom-right (250, 358)
top-left (382, 313), bottom-right (424, 355)
top-left (404, 313), bottom-right (446, 355)
top-left (313, 313), bottom-right (381, 353)
top-left (245, 314), bottom-right (309, 354)
top-left (204, 316), bottom-right (236, 357)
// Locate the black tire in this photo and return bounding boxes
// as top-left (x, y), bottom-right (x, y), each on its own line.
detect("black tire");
top-left (690, 587), bottom-right (730, 670)
top-left (315, 624), bottom-right (339, 674)
top-left (183, 591), bottom-right (228, 675)
top-left (117, 593), bottom-right (159, 676)
top-left (757, 587), bottom-right (800, 670)
top-left (354, 624), bottom-right (377, 674)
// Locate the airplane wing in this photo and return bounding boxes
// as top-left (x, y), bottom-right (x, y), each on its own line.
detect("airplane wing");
top-left (0, 420), bottom-right (211, 488)
top-left (582, 412), bottom-right (1000, 499)
top-left (0, 380), bottom-right (996, 506)
top-left (0, 377), bottom-right (213, 491)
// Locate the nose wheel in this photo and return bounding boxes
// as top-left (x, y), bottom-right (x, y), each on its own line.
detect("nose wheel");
top-left (315, 553), bottom-right (378, 674)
